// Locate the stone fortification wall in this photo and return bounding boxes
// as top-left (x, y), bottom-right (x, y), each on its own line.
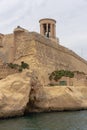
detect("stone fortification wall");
top-left (31, 32), bottom-right (87, 65)
top-left (0, 29), bottom-right (87, 84)
top-left (13, 31), bottom-right (87, 85)
top-left (14, 31), bottom-right (87, 66)
top-left (13, 31), bottom-right (39, 72)
top-left (35, 40), bottom-right (87, 72)
top-left (0, 34), bottom-right (15, 63)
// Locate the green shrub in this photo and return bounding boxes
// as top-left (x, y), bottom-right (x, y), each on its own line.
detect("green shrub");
top-left (7, 61), bottom-right (29, 72)
top-left (21, 61), bottom-right (29, 69)
top-left (8, 63), bottom-right (19, 69)
top-left (49, 70), bottom-right (74, 81)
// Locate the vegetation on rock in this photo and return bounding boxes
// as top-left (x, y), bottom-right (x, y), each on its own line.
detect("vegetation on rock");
top-left (49, 70), bottom-right (74, 81)
top-left (7, 61), bottom-right (29, 72)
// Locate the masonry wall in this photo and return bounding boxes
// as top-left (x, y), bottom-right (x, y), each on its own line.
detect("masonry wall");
top-left (0, 34), bottom-right (15, 63)
top-left (0, 30), bottom-right (87, 85)
top-left (35, 40), bottom-right (87, 84)
top-left (13, 31), bottom-right (87, 85)
top-left (13, 31), bottom-right (39, 73)
top-left (35, 40), bottom-right (87, 72)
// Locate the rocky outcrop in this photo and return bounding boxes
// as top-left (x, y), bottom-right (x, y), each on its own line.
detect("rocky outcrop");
top-left (26, 86), bottom-right (87, 112)
top-left (0, 70), bottom-right (32, 118)
top-left (0, 70), bottom-right (87, 118)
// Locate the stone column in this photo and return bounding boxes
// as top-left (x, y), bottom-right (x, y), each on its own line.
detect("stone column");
top-left (50, 24), bottom-right (53, 37)
top-left (54, 24), bottom-right (56, 38)
top-left (40, 24), bottom-right (44, 35)
top-left (51, 24), bottom-right (56, 38)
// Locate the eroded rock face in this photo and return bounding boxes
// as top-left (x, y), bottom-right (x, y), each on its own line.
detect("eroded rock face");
top-left (1, 69), bottom-right (87, 118)
top-left (0, 70), bottom-right (32, 118)
top-left (27, 86), bottom-right (87, 112)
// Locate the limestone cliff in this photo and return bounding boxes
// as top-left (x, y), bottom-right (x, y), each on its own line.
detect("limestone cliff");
top-left (0, 70), bottom-right (31, 118)
top-left (0, 70), bottom-right (87, 118)
top-left (26, 86), bottom-right (87, 113)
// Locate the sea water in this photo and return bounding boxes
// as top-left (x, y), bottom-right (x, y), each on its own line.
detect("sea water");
top-left (0, 111), bottom-right (87, 130)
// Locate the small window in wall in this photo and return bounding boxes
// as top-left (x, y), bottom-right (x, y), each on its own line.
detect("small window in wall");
top-left (59, 81), bottom-right (67, 86)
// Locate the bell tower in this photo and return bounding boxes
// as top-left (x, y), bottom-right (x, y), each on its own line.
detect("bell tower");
top-left (39, 18), bottom-right (57, 42)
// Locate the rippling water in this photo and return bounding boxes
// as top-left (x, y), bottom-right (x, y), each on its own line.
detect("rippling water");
top-left (0, 111), bottom-right (87, 130)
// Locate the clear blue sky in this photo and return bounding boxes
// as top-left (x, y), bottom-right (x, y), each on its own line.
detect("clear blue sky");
top-left (0, 0), bottom-right (87, 60)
